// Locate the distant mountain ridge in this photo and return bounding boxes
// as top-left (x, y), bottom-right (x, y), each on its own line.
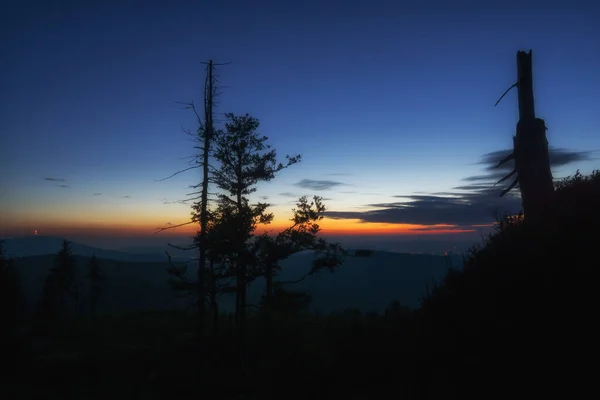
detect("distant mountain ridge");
top-left (9, 239), bottom-right (463, 315)
top-left (2, 236), bottom-right (192, 263)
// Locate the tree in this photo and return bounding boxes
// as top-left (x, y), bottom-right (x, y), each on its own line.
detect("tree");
top-left (165, 202), bottom-right (238, 335)
top-left (495, 50), bottom-right (554, 222)
top-left (0, 241), bottom-right (26, 375)
top-left (201, 202), bottom-right (242, 334)
top-left (0, 240), bottom-right (24, 334)
top-left (86, 254), bottom-right (108, 317)
top-left (37, 240), bottom-right (79, 321)
top-left (211, 112), bottom-right (301, 336)
top-left (159, 60), bottom-right (227, 337)
top-left (252, 196), bottom-right (346, 314)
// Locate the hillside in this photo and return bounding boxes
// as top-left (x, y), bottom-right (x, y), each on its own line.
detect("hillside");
top-left (12, 249), bottom-right (461, 315)
top-left (2, 236), bottom-right (192, 263)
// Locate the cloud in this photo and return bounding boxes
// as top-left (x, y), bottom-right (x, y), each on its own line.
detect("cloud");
top-left (474, 147), bottom-right (594, 175)
top-left (407, 225), bottom-right (477, 232)
top-left (294, 179), bottom-right (346, 191)
top-left (458, 147), bottom-right (595, 194)
top-left (259, 195), bottom-right (269, 200)
top-left (123, 195), bottom-right (131, 199)
top-left (324, 173), bottom-right (353, 176)
top-left (325, 189), bottom-right (521, 226)
top-left (93, 193), bottom-right (102, 196)
top-left (161, 198), bottom-right (185, 205)
top-left (58, 184), bottom-right (69, 188)
top-left (279, 192), bottom-right (298, 198)
top-left (325, 147), bottom-right (590, 227)
top-left (44, 177), bottom-right (66, 182)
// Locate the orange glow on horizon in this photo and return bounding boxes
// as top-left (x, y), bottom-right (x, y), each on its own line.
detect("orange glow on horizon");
top-left (257, 218), bottom-right (474, 236)
top-left (3, 217), bottom-right (477, 239)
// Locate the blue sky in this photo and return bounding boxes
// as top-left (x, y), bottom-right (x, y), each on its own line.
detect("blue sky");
top-left (1, 0), bottom-right (599, 246)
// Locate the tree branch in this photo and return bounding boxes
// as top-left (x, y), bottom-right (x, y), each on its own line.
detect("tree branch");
top-left (155, 165), bottom-right (200, 182)
top-left (155, 221), bottom-right (196, 233)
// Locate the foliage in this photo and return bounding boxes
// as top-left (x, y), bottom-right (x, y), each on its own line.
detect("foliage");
top-left (353, 248), bottom-right (375, 257)
top-left (209, 112), bottom-right (302, 330)
top-left (0, 241), bottom-right (25, 327)
top-left (212, 113), bottom-right (301, 199)
top-left (86, 254), bottom-right (108, 317)
top-left (37, 240), bottom-right (80, 321)
top-left (252, 195), bottom-right (346, 310)
top-left (0, 239), bottom-right (26, 375)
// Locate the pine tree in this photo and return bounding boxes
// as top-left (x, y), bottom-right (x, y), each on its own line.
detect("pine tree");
top-left (38, 240), bottom-right (79, 321)
top-left (161, 60), bottom-right (226, 337)
top-left (0, 241), bottom-right (25, 335)
top-left (86, 254), bottom-right (107, 317)
top-left (211, 112), bottom-right (300, 335)
top-left (253, 195), bottom-right (345, 314)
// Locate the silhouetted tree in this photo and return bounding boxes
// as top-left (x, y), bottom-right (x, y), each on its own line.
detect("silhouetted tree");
top-left (495, 50), bottom-right (554, 222)
top-left (166, 202), bottom-right (238, 335)
top-left (0, 241), bottom-right (24, 335)
top-left (211, 113), bottom-right (301, 333)
top-left (37, 240), bottom-right (79, 321)
top-left (252, 196), bottom-right (345, 314)
top-left (86, 254), bottom-right (107, 317)
top-left (159, 61), bottom-right (228, 337)
top-left (188, 60), bottom-right (220, 335)
top-left (201, 202), bottom-right (241, 334)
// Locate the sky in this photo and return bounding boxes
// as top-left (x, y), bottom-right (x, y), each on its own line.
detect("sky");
top-left (1, 0), bottom-right (599, 251)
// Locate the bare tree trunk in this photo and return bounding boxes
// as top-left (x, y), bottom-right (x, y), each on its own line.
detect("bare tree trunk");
top-left (233, 188), bottom-right (248, 374)
top-left (263, 264), bottom-right (275, 328)
top-left (209, 259), bottom-right (218, 335)
top-left (514, 51), bottom-right (554, 222)
top-left (265, 265), bottom-right (273, 303)
top-left (197, 60), bottom-right (214, 337)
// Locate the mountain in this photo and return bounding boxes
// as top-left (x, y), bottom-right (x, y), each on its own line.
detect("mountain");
top-left (115, 244), bottom-right (196, 260)
top-left (11, 247), bottom-right (462, 315)
top-left (2, 236), bottom-right (191, 263)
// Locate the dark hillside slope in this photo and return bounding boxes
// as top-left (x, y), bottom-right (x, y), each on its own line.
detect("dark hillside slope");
top-left (410, 171), bottom-right (599, 398)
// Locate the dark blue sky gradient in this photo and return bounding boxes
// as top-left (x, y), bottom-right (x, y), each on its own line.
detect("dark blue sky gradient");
top-left (1, 0), bottom-right (599, 246)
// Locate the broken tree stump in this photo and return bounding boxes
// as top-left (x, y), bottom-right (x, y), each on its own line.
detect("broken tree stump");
top-left (514, 51), bottom-right (554, 223)
top-left (497, 50), bottom-right (555, 223)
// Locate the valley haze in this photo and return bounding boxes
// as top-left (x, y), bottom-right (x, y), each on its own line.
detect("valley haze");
top-left (4, 235), bottom-right (463, 315)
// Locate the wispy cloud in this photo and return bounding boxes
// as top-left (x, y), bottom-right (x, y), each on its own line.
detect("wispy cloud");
top-left (294, 179), bottom-right (346, 191)
top-left (93, 193), bottom-right (102, 196)
top-left (279, 192), bottom-right (298, 198)
top-left (325, 147), bottom-right (590, 227)
top-left (44, 177), bottom-right (66, 182)
top-left (161, 198), bottom-right (185, 205)
top-left (325, 190), bottom-right (521, 226)
top-left (469, 147), bottom-right (594, 181)
top-left (123, 195), bottom-right (131, 199)
top-left (58, 184), bottom-right (70, 188)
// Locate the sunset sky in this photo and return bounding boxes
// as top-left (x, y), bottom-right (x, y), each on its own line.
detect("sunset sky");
top-left (1, 1), bottom-right (599, 249)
